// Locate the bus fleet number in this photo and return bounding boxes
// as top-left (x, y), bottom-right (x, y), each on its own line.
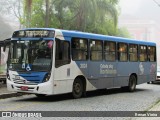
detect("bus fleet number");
top-left (80, 64), bottom-right (87, 69)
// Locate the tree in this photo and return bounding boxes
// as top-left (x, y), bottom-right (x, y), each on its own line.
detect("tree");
top-left (0, 0), bottom-right (23, 28)
top-left (21, 0), bottom-right (119, 35)
top-left (52, 0), bottom-right (119, 34)
top-left (45, 0), bottom-right (50, 27)
top-left (117, 27), bottom-right (131, 38)
top-left (88, 0), bottom-right (119, 34)
top-left (24, 0), bottom-right (32, 27)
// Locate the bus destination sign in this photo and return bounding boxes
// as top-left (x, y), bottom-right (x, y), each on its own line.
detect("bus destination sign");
top-left (13, 30), bottom-right (54, 38)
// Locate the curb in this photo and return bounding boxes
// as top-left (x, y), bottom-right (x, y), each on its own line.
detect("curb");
top-left (0, 93), bottom-right (27, 99)
top-left (0, 83), bottom-right (28, 99)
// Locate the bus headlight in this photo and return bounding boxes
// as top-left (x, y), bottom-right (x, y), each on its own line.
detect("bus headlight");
top-left (43, 73), bottom-right (51, 82)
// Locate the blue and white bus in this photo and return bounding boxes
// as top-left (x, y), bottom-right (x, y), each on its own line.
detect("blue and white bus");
top-left (6, 28), bottom-right (156, 98)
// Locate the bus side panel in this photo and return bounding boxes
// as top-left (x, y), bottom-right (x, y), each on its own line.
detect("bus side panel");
top-left (149, 62), bottom-right (157, 82)
top-left (88, 77), bottom-right (114, 89)
top-left (138, 62), bottom-right (156, 84)
top-left (72, 61), bottom-right (99, 91)
top-left (53, 62), bottom-right (74, 94)
top-left (115, 62), bottom-right (139, 87)
top-left (53, 61), bottom-right (97, 94)
top-left (88, 61), bottom-right (116, 89)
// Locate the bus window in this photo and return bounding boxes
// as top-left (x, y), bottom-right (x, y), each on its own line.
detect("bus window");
top-left (139, 45), bottom-right (147, 62)
top-left (55, 39), bottom-right (70, 68)
top-left (129, 44), bottom-right (138, 62)
top-left (118, 43), bottom-right (128, 61)
top-left (90, 40), bottom-right (102, 61)
top-left (104, 41), bottom-right (116, 61)
top-left (148, 46), bottom-right (156, 62)
top-left (72, 38), bottom-right (88, 61)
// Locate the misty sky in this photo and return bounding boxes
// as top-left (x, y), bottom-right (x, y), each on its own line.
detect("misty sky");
top-left (119, 0), bottom-right (160, 22)
top-left (0, 15), bottom-right (13, 40)
top-left (119, 0), bottom-right (142, 14)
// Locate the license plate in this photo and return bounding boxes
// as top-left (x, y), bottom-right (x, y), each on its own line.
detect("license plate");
top-left (21, 86), bottom-right (28, 91)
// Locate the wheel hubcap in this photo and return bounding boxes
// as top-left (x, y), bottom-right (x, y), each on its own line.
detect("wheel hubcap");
top-left (74, 83), bottom-right (81, 94)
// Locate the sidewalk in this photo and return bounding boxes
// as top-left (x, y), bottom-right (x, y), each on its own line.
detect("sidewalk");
top-left (0, 83), bottom-right (25, 99)
top-left (149, 102), bottom-right (160, 111)
top-left (133, 103), bottom-right (160, 120)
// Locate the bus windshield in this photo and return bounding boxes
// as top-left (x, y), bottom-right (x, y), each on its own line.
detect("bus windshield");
top-left (8, 40), bottom-right (53, 72)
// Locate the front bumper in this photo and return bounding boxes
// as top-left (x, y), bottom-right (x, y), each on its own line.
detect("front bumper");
top-left (7, 80), bottom-right (53, 95)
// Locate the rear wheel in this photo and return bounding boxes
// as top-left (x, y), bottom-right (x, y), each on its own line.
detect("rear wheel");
top-left (72, 78), bottom-right (83, 99)
top-left (128, 75), bottom-right (137, 92)
top-left (147, 81), bottom-right (154, 84)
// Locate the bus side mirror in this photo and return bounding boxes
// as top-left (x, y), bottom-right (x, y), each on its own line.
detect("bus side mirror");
top-left (3, 38), bottom-right (11, 52)
top-left (3, 41), bottom-right (7, 52)
top-left (3, 43), bottom-right (6, 52)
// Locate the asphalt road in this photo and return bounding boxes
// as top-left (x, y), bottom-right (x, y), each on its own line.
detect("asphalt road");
top-left (0, 83), bottom-right (160, 119)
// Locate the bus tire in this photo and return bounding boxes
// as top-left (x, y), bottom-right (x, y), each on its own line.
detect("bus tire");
top-left (147, 81), bottom-right (153, 84)
top-left (128, 75), bottom-right (137, 92)
top-left (72, 78), bottom-right (83, 99)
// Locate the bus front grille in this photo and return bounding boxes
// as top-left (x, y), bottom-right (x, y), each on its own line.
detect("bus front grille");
top-left (13, 78), bottom-right (39, 85)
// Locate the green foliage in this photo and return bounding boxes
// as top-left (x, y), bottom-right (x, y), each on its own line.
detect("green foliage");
top-left (22, 0), bottom-right (120, 35)
top-left (30, 0), bottom-right (44, 27)
top-left (117, 27), bottom-right (131, 38)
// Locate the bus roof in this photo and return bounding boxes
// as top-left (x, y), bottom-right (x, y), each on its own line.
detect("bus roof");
top-left (14, 28), bottom-right (156, 46)
top-left (60, 29), bottom-right (156, 46)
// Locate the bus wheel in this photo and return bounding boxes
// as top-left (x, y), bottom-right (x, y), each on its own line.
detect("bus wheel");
top-left (72, 78), bottom-right (83, 99)
top-left (128, 75), bottom-right (137, 92)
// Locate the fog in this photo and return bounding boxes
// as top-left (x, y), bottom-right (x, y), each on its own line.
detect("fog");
top-left (120, 0), bottom-right (160, 22)
top-left (119, 0), bottom-right (160, 66)
top-left (0, 15), bottom-right (14, 40)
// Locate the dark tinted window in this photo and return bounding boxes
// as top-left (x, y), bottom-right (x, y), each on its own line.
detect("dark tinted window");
top-left (72, 38), bottom-right (88, 61)
top-left (55, 39), bottom-right (70, 67)
top-left (90, 40), bottom-right (103, 61)
top-left (148, 46), bottom-right (156, 62)
top-left (129, 44), bottom-right (138, 61)
top-left (104, 41), bottom-right (116, 61)
top-left (118, 43), bottom-right (128, 61)
top-left (139, 45), bottom-right (147, 62)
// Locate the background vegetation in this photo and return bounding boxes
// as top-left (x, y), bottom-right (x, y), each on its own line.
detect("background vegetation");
top-left (0, 0), bottom-right (131, 39)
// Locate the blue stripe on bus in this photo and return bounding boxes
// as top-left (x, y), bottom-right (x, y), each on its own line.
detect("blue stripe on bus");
top-left (61, 30), bottom-right (155, 46)
top-left (18, 72), bottom-right (47, 83)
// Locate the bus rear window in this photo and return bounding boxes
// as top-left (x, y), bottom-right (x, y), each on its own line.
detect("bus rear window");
top-left (148, 46), bottom-right (156, 62)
